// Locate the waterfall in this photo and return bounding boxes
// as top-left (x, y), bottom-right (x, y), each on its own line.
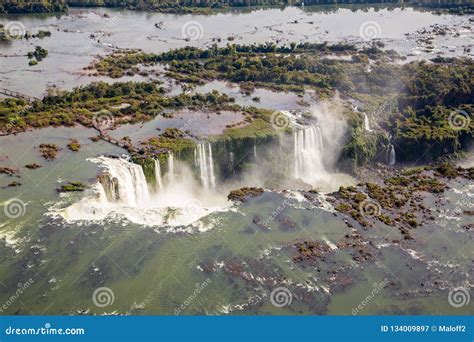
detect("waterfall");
top-left (293, 124), bottom-right (326, 182)
top-left (195, 142), bottom-right (216, 189)
top-left (97, 157), bottom-right (150, 207)
top-left (253, 141), bottom-right (258, 159)
top-left (388, 144), bottom-right (396, 166)
top-left (167, 152), bottom-right (175, 183)
top-left (96, 182), bottom-right (108, 204)
top-left (63, 155), bottom-right (231, 227)
top-left (154, 159), bottom-right (163, 190)
top-left (363, 113), bottom-right (372, 132)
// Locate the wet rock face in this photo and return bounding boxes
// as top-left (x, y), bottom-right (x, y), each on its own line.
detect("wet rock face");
top-left (98, 173), bottom-right (119, 202)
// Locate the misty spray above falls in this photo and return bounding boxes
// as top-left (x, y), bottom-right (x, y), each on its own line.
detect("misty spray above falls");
top-left (267, 103), bottom-right (354, 191)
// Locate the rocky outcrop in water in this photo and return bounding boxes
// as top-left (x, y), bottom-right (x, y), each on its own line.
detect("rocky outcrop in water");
top-left (228, 187), bottom-right (264, 202)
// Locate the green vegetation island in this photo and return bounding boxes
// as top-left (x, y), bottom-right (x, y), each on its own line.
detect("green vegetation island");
top-left (1, 43), bottom-right (472, 171)
top-left (87, 43), bottom-right (473, 165)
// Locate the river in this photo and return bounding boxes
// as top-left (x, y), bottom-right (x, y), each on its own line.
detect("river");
top-left (0, 5), bottom-right (472, 316)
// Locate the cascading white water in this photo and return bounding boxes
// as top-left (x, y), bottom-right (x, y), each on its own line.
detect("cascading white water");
top-left (389, 145), bottom-right (396, 166)
top-left (364, 113), bottom-right (372, 132)
top-left (154, 159), bottom-right (163, 190)
top-left (293, 124), bottom-right (326, 183)
top-left (62, 155), bottom-right (229, 227)
top-left (194, 142), bottom-right (216, 189)
top-left (96, 157), bottom-right (150, 207)
top-left (167, 152), bottom-right (175, 183)
top-left (96, 182), bottom-right (108, 204)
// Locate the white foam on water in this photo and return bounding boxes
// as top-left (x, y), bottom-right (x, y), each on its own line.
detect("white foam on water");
top-left (60, 156), bottom-right (230, 228)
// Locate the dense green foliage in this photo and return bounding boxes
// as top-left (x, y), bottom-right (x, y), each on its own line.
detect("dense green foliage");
top-left (160, 46), bottom-right (473, 162)
top-left (27, 46), bottom-right (48, 64)
top-left (0, 82), bottom-right (238, 134)
top-left (0, 1), bottom-right (67, 13)
top-left (1, 0), bottom-right (472, 14)
top-left (43, 42), bottom-right (474, 165)
top-left (91, 43), bottom-right (375, 92)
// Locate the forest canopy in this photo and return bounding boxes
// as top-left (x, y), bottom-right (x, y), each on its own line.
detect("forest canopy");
top-left (0, 0), bottom-right (472, 14)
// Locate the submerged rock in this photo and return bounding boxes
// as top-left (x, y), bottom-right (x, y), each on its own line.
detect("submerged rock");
top-left (0, 167), bottom-right (20, 177)
top-left (25, 163), bottom-right (42, 170)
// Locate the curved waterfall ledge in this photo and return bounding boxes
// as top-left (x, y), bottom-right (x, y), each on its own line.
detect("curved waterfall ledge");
top-left (59, 105), bottom-right (359, 227)
top-left (60, 156), bottom-right (231, 228)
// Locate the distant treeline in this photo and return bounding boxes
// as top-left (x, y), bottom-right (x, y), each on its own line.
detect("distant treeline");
top-left (0, 0), bottom-right (472, 14)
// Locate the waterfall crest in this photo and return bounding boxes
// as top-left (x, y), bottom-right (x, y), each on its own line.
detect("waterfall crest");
top-left (194, 142), bottom-right (216, 189)
top-left (63, 155), bottom-right (229, 227)
top-left (97, 157), bottom-right (150, 207)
